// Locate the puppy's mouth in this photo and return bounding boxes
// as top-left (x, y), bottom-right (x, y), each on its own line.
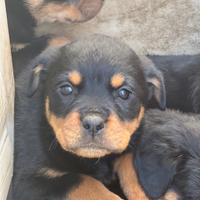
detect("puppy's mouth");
top-left (70, 144), bottom-right (112, 158)
top-left (69, 143), bottom-right (112, 158)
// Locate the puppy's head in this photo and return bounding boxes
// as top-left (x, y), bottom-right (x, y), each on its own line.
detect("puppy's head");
top-left (26, 0), bottom-right (104, 24)
top-left (28, 35), bottom-right (165, 158)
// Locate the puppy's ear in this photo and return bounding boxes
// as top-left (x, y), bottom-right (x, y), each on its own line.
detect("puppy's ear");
top-left (78, 0), bottom-right (104, 22)
top-left (27, 47), bottom-right (61, 97)
top-left (135, 146), bottom-right (176, 199)
top-left (28, 64), bottom-right (46, 97)
top-left (140, 56), bottom-right (166, 110)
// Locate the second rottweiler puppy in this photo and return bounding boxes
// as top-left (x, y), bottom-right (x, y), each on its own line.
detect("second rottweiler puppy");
top-left (6, 0), bottom-right (104, 46)
top-left (11, 35), bottom-right (165, 200)
top-left (147, 54), bottom-right (200, 113)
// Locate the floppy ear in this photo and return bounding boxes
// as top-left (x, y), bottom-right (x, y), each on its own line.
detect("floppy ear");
top-left (139, 56), bottom-right (166, 110)
top-left (135, 147), bottom-right (176, 199)
top-left (27, 45), bottom-right (62, 97)
top-left (78, 0), bottom-right (104, 22)
top-left (27, 36), bottom-right (72, 97)
top-left (28, 64), bottom-right (46, 97)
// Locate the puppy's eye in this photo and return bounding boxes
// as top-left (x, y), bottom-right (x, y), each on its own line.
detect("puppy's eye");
top-left (60, 85), bottom-right (73, 96)
top-left (118, 88), bottom-right (131, 100)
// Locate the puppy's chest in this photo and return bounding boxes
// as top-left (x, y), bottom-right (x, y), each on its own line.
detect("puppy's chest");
top-left (51, 151), bottom-right (117, 185)
top-left (73, 156), bottom-right (116, 186)
top-left (88, 159), bottom-right (116, 185)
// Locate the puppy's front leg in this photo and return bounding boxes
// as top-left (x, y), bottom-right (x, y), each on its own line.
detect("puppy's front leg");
top-left (39, 169), bottom-right (123, 200)
top-left (115, 153), bottom-right (149, 200)
top-left (11, 169), bottom-right (122, 200)
top-left (67, 175), bottom-right (122, 200)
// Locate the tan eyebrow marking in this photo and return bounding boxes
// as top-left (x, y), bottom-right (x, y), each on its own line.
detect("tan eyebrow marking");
top-left (110, 73), bottom-right (125, 88)
top-left (68, 70), bottom-right (82, 86)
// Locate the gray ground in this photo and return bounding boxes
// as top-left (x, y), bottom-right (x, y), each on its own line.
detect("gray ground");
top-left (36, 0), bottom-right (200, 55)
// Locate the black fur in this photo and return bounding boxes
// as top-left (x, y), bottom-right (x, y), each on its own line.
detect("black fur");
top-left (10, 35), bottom-right (164, 199)
top-left (148, 54), bottom-right (200, 113)
top-left (6, 0), bottom-right (36, 44)
top-left (12, 36), bottom-right (50, 77)
top-left (134, 109), bottom-right (200, 200)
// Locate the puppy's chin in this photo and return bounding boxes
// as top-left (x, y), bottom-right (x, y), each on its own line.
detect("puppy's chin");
top-left (72, 147), bottom-right (111, 158)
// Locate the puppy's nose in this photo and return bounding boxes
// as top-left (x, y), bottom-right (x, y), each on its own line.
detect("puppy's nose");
top-left (82, 115), bottom-right (105, 136)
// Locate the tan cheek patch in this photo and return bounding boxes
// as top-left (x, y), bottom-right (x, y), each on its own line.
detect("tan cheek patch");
top-left (114, 153), bottom-right (149, 200)
top-left (104, 106), bottom-right (144, 152)
top-left (68, 71), bottom-right (82, 86)
top-left (45, 98), bottom-right (81, 151)
top-left (45, 98), bottom-right (110, 158)
top-left (110, 73), bottom-right (125, 88)
top-left (67, 175), bottom-right (122, 200)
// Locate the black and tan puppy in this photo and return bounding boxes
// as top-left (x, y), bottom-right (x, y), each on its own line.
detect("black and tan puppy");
top-left (6, 0), bottom-right (104, 46)
top-left (11, 35), bottom-right (166, 200)
top-left (134, 109), bottom-right (200, 200)
top-left (147, 54), bottom-right (200, 113)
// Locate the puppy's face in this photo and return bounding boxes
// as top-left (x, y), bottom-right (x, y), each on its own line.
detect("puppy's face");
top-left (29, 36), bottom-right (165, 158)
top-left (41, 36), bottom-right (147, 158)
top-left (26, 0), bottom-right (104, 24)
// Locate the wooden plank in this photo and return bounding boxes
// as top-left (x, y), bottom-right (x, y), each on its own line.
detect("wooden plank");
top-left (0, 0), bottom-right (14, 199)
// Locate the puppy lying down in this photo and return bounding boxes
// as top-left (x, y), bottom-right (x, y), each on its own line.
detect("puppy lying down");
top-left (11, 35), bottom-right (200, 200)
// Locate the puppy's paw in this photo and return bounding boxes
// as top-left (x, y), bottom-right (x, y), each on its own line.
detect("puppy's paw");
top-left (68, 175), bottom-right (123, 200)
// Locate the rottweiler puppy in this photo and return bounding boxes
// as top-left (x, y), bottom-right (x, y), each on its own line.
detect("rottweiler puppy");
top-left (147, 54), bottom-right (200, 113)
top-left (11, 35), bottom-right (165, 200)
top-left (134, 109), bottom-right (200, 200)
top-left (6, 0), bottom-right (104, 46)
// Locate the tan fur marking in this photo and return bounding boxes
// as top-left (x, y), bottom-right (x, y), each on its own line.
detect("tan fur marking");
top-left (48, 36), bottom-right (71, 47)
top-left (68, 175), bottom-right (122, 200)
top-left (115, 153), bottom-right (149, 200)
top-left (33, 64), bottom-right (43, 74)
top-left (38, 167), bottom-right (66, 178)
top-left (148, 77), bottom-right (161, 89)
top-left (45, 98), bottom-right (82, 150)
top-left (12, 43), bottom-right (29, 51)
top-left (26, 0), bottom-right (44, 8)
top-left (68, 71), bottom-right (82, 86)
top-left (162, 190), bottom-right (179, 200)
top-left (45, 98), bottom-right (110, 158)
top-left (27, 0), bottom-right (103, 23)
top-left (111, 73), bottom-right (125, 88)
top-left (29, 3), bottom-right (83, 24)
top-left (104, 106), bottom-right (144, 153)
top-left (74, 148), bottom-right (110, 158)
top-left (46, 98), bottom-right (144, 158)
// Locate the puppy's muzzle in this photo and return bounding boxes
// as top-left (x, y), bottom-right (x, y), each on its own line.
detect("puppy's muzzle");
top-left (82, 114), bottom-right (105, 137)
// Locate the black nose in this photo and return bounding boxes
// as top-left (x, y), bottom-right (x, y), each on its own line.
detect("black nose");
top-left (82, 115), bottom-right (105, 136)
